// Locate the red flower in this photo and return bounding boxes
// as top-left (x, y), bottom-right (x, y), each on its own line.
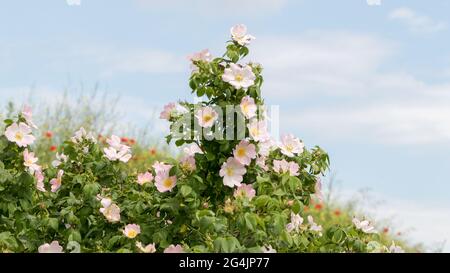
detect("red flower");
top-left (50, 145), bottom-right (57, 152)
top-left (45, 131), bottom-right (53, 139)
top-left (314, 203), bottom-right (323, 210)
top-left (121, 137), bottom-right (129, 143)
top-left (149, 148), bottom-right (157, 156)
top-left (334, 209), bottom-right (341, 216)
top-left (129, 139), bottom-right (136, 145)
top-left (383, 227), bottom-right (389, 234)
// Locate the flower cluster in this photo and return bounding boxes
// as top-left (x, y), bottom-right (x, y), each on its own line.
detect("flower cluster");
top-left (104, 135), bottom-right (132, 162)
top-left (353, 217), bottom-right (377, 234)
top-left (98, 196), bottom-right (121, 223)
top-left (71, 127), bottom-right (97, 144)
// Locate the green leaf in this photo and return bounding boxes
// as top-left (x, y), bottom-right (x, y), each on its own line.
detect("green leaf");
top-left (219, 142), bottom-right (230, 152)
top-left (197, 88), bottom-right (205, 97)
top-left (0, 232), bottom-right (18, 250)
top-left (195, 210), bottom-right (215, 219)
top-left (117, 248), bottom-right (132, 253)
top-left (180, 185), bottom-right (192, 197)
top-left (83, 183), bottom-right (100, 197)
top-left (0, 138), bottom-right (7, 153)
top-left (256, 175), bottom-right (270, 183)
top-left (254, 195), bottom-right (271, 209)
top-left (19, 199), bottom-right (30, 210)
top-left (3, 119), bottom-right (13, 126)
top-left (199, 216), bottom-right (215, 231)
top-left (353, 239), bottom-right (366, 252)
top-left (244, 213), bottom-right (257, 231)
top-left (160, 199), bottom-right (180, 213)
top-left (288, 176), bottom-right (301, 192)
top-left (165, 135), bottom-right (173, 144)
top-left (273, 188), bottom-right (285, 196)
top-left (214, 236), bottom-right (240, 253)
top-left (48, 218), bottom-right (59, 231)
top-left (175, 139), bottom-right (185, 147)
top-left (205, 87), bottom-right (214, 98)
top-left (0, 167), bottom-right (12, 183)
top-left (280, 230), bottom-right (293, 245)
top-left (205, 153), bottom-right (216, 161)
top-left (189, 79), bottom-right (197, 90)
top-left (240, 46), bottom-right (249, 57)
top-left (68, 230), bottom-right (82, 243)
top-left (291, 200), bottom-right (302, 214)
top-left (281, 173), bottom-right (290, 185)
top-left (332, 229), bottom-right (346, 244)
top-left (108, 235), bottom-right (122, 248)
top-left (152, 230), bottom-right (168, 246)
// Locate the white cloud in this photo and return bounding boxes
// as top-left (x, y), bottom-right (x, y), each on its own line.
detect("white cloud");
top-left (287, 103), bottom-right (450, 145)
top-left (251, 31), bottom-right (395, 97)
top-left (250, 31), bottom-right (450, 146)
top-left (389, 7), bottom-right (447, 33)
top-left (135, 0), bottom-right (288, 15)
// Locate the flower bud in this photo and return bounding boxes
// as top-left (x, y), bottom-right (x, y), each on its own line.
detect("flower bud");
top-left (224, 198), bottom-right (234, 214)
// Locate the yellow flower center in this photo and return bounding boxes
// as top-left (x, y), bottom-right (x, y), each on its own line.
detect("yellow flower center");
top-left (237, 148), bottom-right (246, 158)
top-left (163, 178), bottom-right (173, 188)
top-left (286, 145), bottom-right (293, 152)
top-left (250, 128), bottom-right (260, 137)
top-left (127, 230), bottom-right (137, 238)
top-left (226, 167), bottom-right (234, 176)
top-left (235, 74), bottom-right (244, 82)
top-left (15, 132), bottom-right (23, 141)
top-left (242, 104), bottom-right (249, 114)
top-left (203, 115), bottom-right (213, 123)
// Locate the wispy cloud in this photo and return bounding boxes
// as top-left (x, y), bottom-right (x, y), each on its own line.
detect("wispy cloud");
top-left (287, 103), bottom-right (450, 145)
top-left (389, 7), bottom-right (447, 33)
top-left (252, 31), bottom-right (395, 97)
top-left (251, 31), bottom-right (450, 146)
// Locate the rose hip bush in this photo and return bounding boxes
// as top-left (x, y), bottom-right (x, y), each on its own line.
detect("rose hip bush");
top-left (0, 24), bottom-right (404, 253)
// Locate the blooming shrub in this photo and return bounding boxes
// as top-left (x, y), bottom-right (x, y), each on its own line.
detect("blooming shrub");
top-left (0, 24), bottom-right (406, 253)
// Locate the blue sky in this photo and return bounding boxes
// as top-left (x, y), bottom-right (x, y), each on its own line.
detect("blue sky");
top-left (1, 0), bottom-right (450, 251)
